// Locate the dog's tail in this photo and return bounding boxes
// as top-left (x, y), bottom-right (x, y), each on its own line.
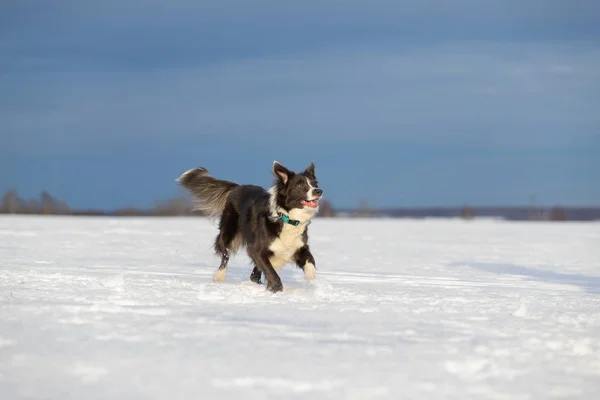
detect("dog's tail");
top-left (176, 168), bottom-right (238, 218)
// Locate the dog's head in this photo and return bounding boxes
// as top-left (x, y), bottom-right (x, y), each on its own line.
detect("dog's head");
top-left (270, 161), bottom-right (323, 218)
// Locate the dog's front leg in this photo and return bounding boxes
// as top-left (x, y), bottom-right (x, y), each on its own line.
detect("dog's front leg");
top-left (257, 250), bottom-right (283, 293)
top-left (294, 245), bottom-right (316, 280)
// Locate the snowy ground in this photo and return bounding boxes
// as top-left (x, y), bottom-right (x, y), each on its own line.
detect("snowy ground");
top-left (1, 215), bottom-right (599, 399)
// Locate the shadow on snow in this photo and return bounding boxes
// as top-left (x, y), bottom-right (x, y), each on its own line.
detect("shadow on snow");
top-left (451, 261), bottom-right (600, 295)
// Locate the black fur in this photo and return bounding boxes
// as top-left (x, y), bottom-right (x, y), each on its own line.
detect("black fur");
top-left (177, 161), bottom-right (323, 292)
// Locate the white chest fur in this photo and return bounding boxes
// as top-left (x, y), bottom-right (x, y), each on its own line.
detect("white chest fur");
top-left (268, 223), bottom-right (306, 271)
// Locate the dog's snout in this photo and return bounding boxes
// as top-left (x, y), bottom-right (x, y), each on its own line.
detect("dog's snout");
top-left (313, 188), bottom-right (323, 196)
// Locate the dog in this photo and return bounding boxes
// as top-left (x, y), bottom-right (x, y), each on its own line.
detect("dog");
top-left (176, 161), bottom-right (323, 292)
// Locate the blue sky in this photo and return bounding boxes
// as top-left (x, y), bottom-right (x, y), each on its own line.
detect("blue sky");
top-left (2, 0), bottom-right (599, 209)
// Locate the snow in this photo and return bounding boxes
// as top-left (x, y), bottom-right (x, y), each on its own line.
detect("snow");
top-left (1, 215), bottom-right (599, 399)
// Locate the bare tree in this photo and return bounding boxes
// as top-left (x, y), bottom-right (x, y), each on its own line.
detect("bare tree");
top-left (460, 204), bottom-right (475, 220)
top-left (317, 199), bottom-right (337, 217)
top-left (152, 194), bottom-right (193, 216)
top-left (1, 191), bottom-right (21, 214)
top-left (353, 199), bottom-right (378, 218)
top-left (549, 206), bottom-right (567, 221)
top-left (40, 191), bottom-right (70, 215)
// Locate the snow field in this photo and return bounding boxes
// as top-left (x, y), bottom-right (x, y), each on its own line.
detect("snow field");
top-left (1, 216), bottom-right (599, 399)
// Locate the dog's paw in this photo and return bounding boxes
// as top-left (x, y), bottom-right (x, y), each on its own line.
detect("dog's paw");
top-left (213, 268), bottom-right (227, 282)
top-left (267, 280), bottom-right (283, 293)
top-left (303, 262), bottom-right (316, 280)
top-left (250, 269), bottom-right (262, 285)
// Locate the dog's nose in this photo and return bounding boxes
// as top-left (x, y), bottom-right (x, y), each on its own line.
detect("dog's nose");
top-left (314, 188), bottom-right (323, 196)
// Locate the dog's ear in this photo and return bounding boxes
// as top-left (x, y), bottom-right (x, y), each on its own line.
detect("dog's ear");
top-left (304, 161), bottom-right (315, 177)
top-left (273, 161), bottom-right (292, 184)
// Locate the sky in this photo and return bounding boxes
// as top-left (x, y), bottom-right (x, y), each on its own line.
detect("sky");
top-left (1, 0), bottom-right (599, 210)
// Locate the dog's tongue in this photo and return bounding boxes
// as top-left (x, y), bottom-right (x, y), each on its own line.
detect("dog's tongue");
top-left (302, 200), bottom-right (319, 208)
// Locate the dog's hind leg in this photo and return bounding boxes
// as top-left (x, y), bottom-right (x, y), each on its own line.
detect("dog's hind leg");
top-left (249, 266), bottom-right (262, 285)
top-left (213, 203), bottom-right (238, 282)
top-left (213, 251), bottom-right (230, 282)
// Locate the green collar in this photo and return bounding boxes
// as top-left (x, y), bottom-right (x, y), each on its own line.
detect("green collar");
top-left (278, 212), bottom-right (300, 226)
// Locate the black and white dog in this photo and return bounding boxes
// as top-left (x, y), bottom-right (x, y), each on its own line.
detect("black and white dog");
top-left (177, 161), bottom-right (323, 292)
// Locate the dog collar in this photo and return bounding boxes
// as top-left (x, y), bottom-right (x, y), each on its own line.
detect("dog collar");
top-left (278, 212), bottom-right (300, 226)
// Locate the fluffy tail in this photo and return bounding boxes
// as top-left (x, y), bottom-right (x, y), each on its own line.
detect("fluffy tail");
top-left (176, 168), bottom-right (238, 218)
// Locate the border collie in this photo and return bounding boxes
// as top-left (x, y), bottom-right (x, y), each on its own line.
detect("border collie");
top-left (177, 161), bottom-right (323, 292)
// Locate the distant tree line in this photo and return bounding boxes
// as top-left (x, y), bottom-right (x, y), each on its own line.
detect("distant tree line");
top-left (0, 190), bottom-right (339, 218)
top-left (1, 190), bottom-right (71, 215)
top-left (380, 205), bottom-right (597, 221)
top-left (2, 190), bottom-right (598, 221)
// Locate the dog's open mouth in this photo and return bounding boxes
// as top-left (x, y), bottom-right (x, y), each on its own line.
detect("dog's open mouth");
top-left (301, 199), bottom-right (319, 208)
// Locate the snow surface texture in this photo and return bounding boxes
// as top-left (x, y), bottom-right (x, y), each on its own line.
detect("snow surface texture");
top-left (1, 215), bottom-right (599, 399)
